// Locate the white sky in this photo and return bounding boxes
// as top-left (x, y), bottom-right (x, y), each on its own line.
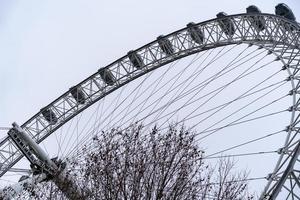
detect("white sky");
top-left (0, 0), bottom-right (300, 195)
top-left (0, 0), bottom-right (299, 127)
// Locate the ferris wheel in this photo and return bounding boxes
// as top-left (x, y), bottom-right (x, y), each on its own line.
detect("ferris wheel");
top-left (0, 3), bottom-right (299, 199)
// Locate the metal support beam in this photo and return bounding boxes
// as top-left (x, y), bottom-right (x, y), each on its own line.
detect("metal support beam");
top-left (5, 123), bottom-right (87, 199)
top-left (269, 141), bottom-right (300, 199)
top-left (11, 123), bottom-right (57, 171)
top-left (291, 171), bottom-right (300, 188)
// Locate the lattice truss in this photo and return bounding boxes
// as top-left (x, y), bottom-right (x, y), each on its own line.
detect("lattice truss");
top-left (0, 13), bottom-right (299, 199)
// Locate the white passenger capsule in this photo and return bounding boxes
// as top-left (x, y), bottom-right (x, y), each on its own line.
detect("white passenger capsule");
top-left (41, 108), bottom-right (58, 125)
top-left (216, 12), bottom-right (235, 36)
top-left (246, 5), bottom-right (265, 31)
top-left (98, 68), bottom-right (115, 86)
top-left (275, 4), bottom-right (296, 31)
top-left (187, 22), bottom-right (204, 44)
top-left (157, 35), bottom-right (174, 55)
top-left (128, 50), bottom-right (144, 69)
top-left (275, 3), bottom-right (296, 21)
top-left (70, 86), bottom-right (86, 104)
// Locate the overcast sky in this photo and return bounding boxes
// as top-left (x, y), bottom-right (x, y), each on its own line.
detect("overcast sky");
top-left (0, 0), bottom-right (299, 128)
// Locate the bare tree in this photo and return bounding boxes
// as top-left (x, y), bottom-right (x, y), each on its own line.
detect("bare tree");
top-left (16, 124), bottom-right (253, 199)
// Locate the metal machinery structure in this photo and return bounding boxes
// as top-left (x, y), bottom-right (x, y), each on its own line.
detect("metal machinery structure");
top-left (0, 5), bottom-right (299, 199)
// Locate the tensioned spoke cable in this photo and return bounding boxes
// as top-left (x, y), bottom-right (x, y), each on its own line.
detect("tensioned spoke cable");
top-left (108, 49), bottom-right (218, 130)
top-left (66, 47), bottom-right (276, 159)
top-left (187, 75), bottom-right (287, 135)
top-left (69, 83), bottom-right (290, 166)
top-left (61, 45), bottom-right (246, 156)
top-left (130, 52), bottom-right (205, 124)
top-left (140, 46), bottom-right (231, 123)
top-left (169, 46), bottom-right (267, 100)
top-left (42, 46), bottom-right (246, 156)
top-left (184, 60), bottom-right (279, 125)
top-left (85, 103), bottom-right (286, 165)
top-left (286, 138), bottom-right (300, 152)
top-left (203, 129), bottom-right (285, 158)
top-left (94, 59), bottom-right (180, 130)
top-left (64, 52), bottom-right (216, 158)
top-left (117, 59), bottom-right (182, 127)
top-left (63, 47), bottom-right (286, 167)
top-left (80, 93), bottom-right (109, 156)
top-left (72, 129), bottom-right (282, 164)
top-left (161, 47), bottom-right (266, 103)
top-left (72, 58), bottom-right (270, 159)
top-left (116, 45), bottom-right (259, 130)
top-left (110, 46), bottom-right (262, 130)
top-left (142, 61), bottom-right (282, 130)
top-left (195, 93), bottom-right (288, 142)
top-left (106, 83), bottom-right (128, 128)
top-left (76, 109), bottom-right (79, 153)
top-left (70, 108), bottom-right (286, 164)
top-left (66, 83), bottom-right (286, 162)
top-left (107, 46), bottom-right (264, 132)
top-left (151, 50), bottom-right (268, 127)
top-left (64, 94), bottom-right (124, 157)
top-left (66, 109), bottom-right (115, 158)
top-left (63, 59), bottom-right (185, 157)
top-left (68, 129), bottom-right (280, 170)
top-left (60, 89), bottom-right (114, 157)
top-left (56, 121), bottom-right (64, 157)
top-left (56, 110), bottom-right (82, 157)
top-left (108, 48), bottom-right (219, 129)
top-left (162, 80), bottom-right (286, 129)
top-left (203, 176), bottom-right (266, 185)
top-left (99, 71), bottom-right (154, 127)
top-left (92, 92), bottom-right (106, 137)
top-left (61, 66), bottom-right (161, 157)
top-left (156, 53), bottom-right (273, 130)
top-left (203, 150), bottom-right (278, 159)
top-left (97, 95), bottom-right (106, 129)
top-left (98, 65), bottom-right (159, 123)
top-left (60, 112), bottom-right (84, 157)
top-left (63, 57), bottom-right (188, 158)
top-left (58, 92), bottom-right (105, 157)
top-left (61, 63), bottom-right (290, 200)
top-left (151, 45), bottom-right (244, 127)
top-left (192, 109), bottom-right (287, 135)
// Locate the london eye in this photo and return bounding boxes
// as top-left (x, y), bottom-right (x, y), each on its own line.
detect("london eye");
top-left (0, 2), bottom-right (299, 199)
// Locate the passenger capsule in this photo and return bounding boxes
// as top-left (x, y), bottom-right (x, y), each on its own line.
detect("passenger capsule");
top-left (41, 108), bottom-right (58, 125)
top-left (70, 86), bottom-right (86, 104)
top-left (187, 22), bottom-right (204, 44)
top-left (127, 50), bottom-right (144, 69)
top-left (157, 35), bottom-right (174, 55)
top-left (275, 3), bottom-right (296, 21)
top-left (98, 68), bottom-right (115, 86)
top-left (246, 5), bottom-right (265, 31)
top-left (216, 12), bottom-right (235, 36)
